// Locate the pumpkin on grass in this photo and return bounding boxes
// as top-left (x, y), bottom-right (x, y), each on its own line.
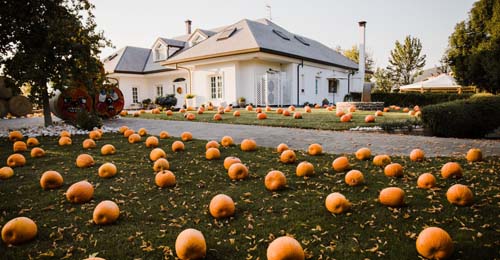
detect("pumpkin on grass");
top-left (93, 200), bottom-right (120, 225)
top-left (267, 236), bottom-right (304, 260)
top-left (466, 148), bottom-right (482, 162)
top-left (264, 170), bottom-right (287, 191)
top-left (118, 126), bottom-right (129, 133)
top-left (276, 143), bottom-right (289, 154)
top-left (332, 156), bottom-right (350, 172)
top-left (296, 161), bottom-right (314, 177)
top-left (7, 154), bottom-right (26, 167)
top-left (128, 133), bottom-right (141, 144)
top-left (66, 180), bottom-right (94, 204)
top-left (60, 130), bottom-right (71, 137)
top-left (227, 163), bottom-right (249, 180)
top-left (441, 162), bottom-right (463, 179)
top-left (209, 194), bottom-right (235, 219)
top-left (233, 111), bottom-right (240, 117)
top-left (213, 114), bottom-right (222, 121)
top-left (308, 143), bottom-right (322, 155)
top-left (8, 131), bottom-right (23, 142)
top-left (101, 144), bottom-right (116, 155)
top-left (76, 154), bottom-right (94, 168)
top-left (159, 131), bottom-right (170, 139)
top-left (223, 157), bottom-right (241, 170)
top-left (1, 217), bottom-right (37, 245)
top-left (89, 130), bottom-right (102, 140)
top-left (417, 173), bottom-right (436, 189)
top-left (280, 150), bottom-right (296, 164)
top-left (40, 171), bottom-right (63, 189)
top-left (355, 148), bottom-right (371, 160)
top-left (240, 139), bottom-right (257, 151)
top-left (221, 136), bottom-right (234, 147)
top-left (364, 115), bottom-right (375, 123)
top-left (153, 158), bottom-right (170, 172)
top-left (0, 166), bottom-right (14, 180)
top-left (345, 170), bottom-right (364, 186)
top-left (293, 112), bottom-right (302, 119)
top-left (172, 141), bottom-right (185, 152)
top-left (58, 137), bottom-right (72, 146)
top-left (410, 149), bottom-right (425, 162)
top-left (257, 113), bottom-right (267, 120)
top-left (205, 140), bottom-right (220, 150)
top-left (98, 163), bottom-right (117, 178)
top-left (416, 227), bottom-right (454, 260)
top-left (30, 147), bottom-right (45, 158)
top-left (82, 139), bottom-right (96, 149)
top-left (123, 129), bottom-right (134, 138)
top-left (13, 141), bottom-right (27, 152)
top-left (138, 128), bottom-right (147, 136)
top-left (155, 170), bottom-right (176, 188)
top-left (282, 110), bottom-right (291, 116)
top-left (181, 132), bottom-right (193, 141)
top-left (175, 228), bottom-right (206, 260)
top-left (325, 192), bottom-right (351, 214)
top-left (373, 154), bottom-right (391, 167)
top-left (446, 184), bottom-right (473, 206)
top-left (150, 148), bottom-right (167, 161)
top-left (205, 148), bottom-right (221, 160)
top-left (145, 136), bottom-right (159, 148)
top-left (276, 108), bottom-right (284, 114)
top-left (384, 163), bottom-right (404, 177)
top-left (26, 137), bottom-right (40, 147)
top-left (379, 187), bottom-right (405, 207)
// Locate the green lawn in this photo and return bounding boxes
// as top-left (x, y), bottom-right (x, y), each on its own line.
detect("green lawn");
top-left (0, 133), bottom-right (498, 259)
top-left (125, 108), bottom-right (414, 131)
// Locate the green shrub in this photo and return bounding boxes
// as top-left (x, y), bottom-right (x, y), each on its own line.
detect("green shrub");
top-left (74, 110), bottom-right (103, 131)
top-left (371, 93), bottom-right (473, 107)
top-left (421, 96), bottom-right (500, 138)
top-left (155, 94), bottom-right (177, 109)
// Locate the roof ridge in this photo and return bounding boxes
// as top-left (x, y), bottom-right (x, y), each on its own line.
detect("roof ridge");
top-left (242, 19), bottom-right (263, 49)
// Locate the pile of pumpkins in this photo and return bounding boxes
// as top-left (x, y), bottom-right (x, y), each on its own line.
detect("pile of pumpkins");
top-left (0, 127), bottom-right (484, 260)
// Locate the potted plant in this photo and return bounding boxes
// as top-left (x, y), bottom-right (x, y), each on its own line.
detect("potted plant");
top-left (238, 97), bottom-right (246, 107)
top-left (185, 94), bottom-right (196, 108)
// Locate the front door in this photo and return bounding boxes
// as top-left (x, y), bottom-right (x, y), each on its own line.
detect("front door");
top-left (172, 82), bottom-right (187, 108)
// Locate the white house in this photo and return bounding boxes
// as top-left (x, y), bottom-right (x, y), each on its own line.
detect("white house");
top-left (103, 18), bottom-right (366, 108)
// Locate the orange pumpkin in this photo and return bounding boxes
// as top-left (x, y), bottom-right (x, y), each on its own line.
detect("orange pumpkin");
top-left (123, 129), bottom-right (135, 138)
top-left (82, 139), bottom-right (96, 149)
top-left (155, 170), bottom-right (176, 188)
top-left (280, 149), bottom-right (296, 164)
top-left (355, 147), bottom-right (371, 160)
top-left (336, 110), bottom-right (345, 117)
top-left (8, 131), bottom-right (23, 142)
top-left (265, 170), bottom-right (287, 191)
top-left (304, 106), bottom-right (311, 113)
top-left (98, 163), bottom-right (117, 178)
top-left (446, 184), bottom-right (473, 206)
top-left (288, 105), bottom-right (296, 111)
top-left (375, 110), bottom-right (383, 117)
top-left (267, 236), bottom-right (304, 260)
top-left (296, 161), bottom-right (314, 177)
top-left (120, 110), bottom-right (128, 116)
top-left (373, 154), bottom-right (391, 167)
top-left (257, 112), bottom-right (267, 120)
top-left (345, 170), bottom-right (364, 186)
top-left (233, 111), bottom-right (241, 117)
top-left (440, 162), bottom-right (463, 179)
top-left (340, 114), bottom-right (351, 122)
top-left (332, 156), bottom-right (350, 172)
top-left (293, 112), bottom-right (303, 119)
top-left (13, 141), bottom-right (27, 152)
top-left (159, 131), bottom-right (170, 139)
top-left (26, 137), bottom-right (40, 147)
top-left (348, 106), bottom-right (356, 112)
top-left (172, 141), bottom-right (185, 152)
top-left (57, 137), bottom-right (72, 146)
top-left (89, 130), bottom-right (102, 140)
top-left (276, 108), bottom-right (284, 114)
top-left (255, 107), bottom-right (263, 113)
top-left (6, 154), bottom-right (26, 168)
top-left (384, 163), bottom-right (404, 177)
top-left (276, 143), bottom-right (289, 154)
top-left (76, 154), bottom-right (94, 168)
top-left (227, 163), bottom-right (249, 180)
top-left (60, 130), bottom-right (71, 138)
top-left (240, 139), bottom-right (257, 151)
top-left (66, 180), bottom-right (94, 203)
top-left (410, 149), bottom-right (425, 162)
top-left (186, 113), bottom-right (196, 120)
top-left (417, 173), bottom-right (436, 189)
top-left (133, 112), bottom-right (140, 117)
top-left (416, 227), bottom-right (454, 260)
top-left (151, 108), bottom-right (161, 114)
top-left (383, 107), bottom-right (390, 112)
top-left (223, 157), bottom-right (241, 170)
top-left (186, 106), bottom-right (195, 112)
top-left (150, 148), bottom-right (167, 161)
top-left (224, 106), bottom-right (232, 113)
top-left (138, 128), bottom-right (147, 136)
top-left (153, 158), bottom-right (170, 172)
top-left (1, 217), bottom-right (37, 245)
top-left (209, 194), bottom-right (235, 219)
top-left (206, 148), bottom-right (221, 160)
top-left (179, 108), bottom-right (186, 113)
top-left (205, 140), bottom-right (220, 150)
top-left (402, 107), bottom-right (410, 113)
top-left (0, 166), bottom-right (14, 180)
top-left (93, 200), bottom-right (120, 225)
top-left (221, 136), bottom-right (234, 147)
top-left (325, 192), bottom-right (351, 214)
top-left (40, 171), bottom-right (63, 189)
top-left (308, 143), bottom-right (322, 155)
top-left (282, 110), bottom-right (291, 116)
top-left (181, 132), bottom-right (193, 141)
top-left (128, 133), bottom-right (142, 143)
top-left (379, 187), bottom-right (405, 207)
top-left (145, 136), bottom-right (159, 148)
top-left (175, 228), bottom-right (206, 260)
top-left (212, 113), bottom-right (222, 121)
top-left (266, 106), bottom-right (272, 112)
top-left (364, 115), bottom-right (375, 123)
top-left (101, 144), bottom-right (116, 155)
top-left (246, 105), bottom-right (253, 111)
top-left (30, 147), bottom-right (45, 158)
top-left (466, 148), bottom-right (482, 162)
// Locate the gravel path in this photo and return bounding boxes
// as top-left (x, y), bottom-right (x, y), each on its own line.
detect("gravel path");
top-left (1, 117), bottom-right (499, 157)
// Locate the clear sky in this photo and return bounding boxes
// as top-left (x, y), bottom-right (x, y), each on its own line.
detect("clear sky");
top-left (93, 0), bottom-right (477, 69)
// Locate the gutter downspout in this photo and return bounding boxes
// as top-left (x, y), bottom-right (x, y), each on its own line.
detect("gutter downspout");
top-left (176, 64), bottom-right (192, 93)
top-left (296, 60), bottom-right (303, 106)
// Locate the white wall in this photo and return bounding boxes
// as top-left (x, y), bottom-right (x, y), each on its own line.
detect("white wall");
top-left (115, 75), bottom-right (147, 108)
top-left (192, 61), bottom-right (237, 106)
top-left (297, 65), bottom-right (351, 105)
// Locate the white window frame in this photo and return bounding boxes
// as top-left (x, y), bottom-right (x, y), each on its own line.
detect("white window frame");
top-left (156, 84), bottom-right (163, 97)
top-left (315, 77), bottom-right (320, 95)
top-left (132, 87), bottom-right (138, 103)
top-left (328, 79), bottom-right (338, 94)
top-left (209, 74), bottom-right (223, 99)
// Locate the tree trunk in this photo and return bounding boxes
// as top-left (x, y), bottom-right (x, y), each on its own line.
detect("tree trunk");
top-left (39, 80), bottom-right (52, 126)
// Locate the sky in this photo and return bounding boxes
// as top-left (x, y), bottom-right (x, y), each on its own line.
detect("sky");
top-left (93, 0), bottom-right (477, 70)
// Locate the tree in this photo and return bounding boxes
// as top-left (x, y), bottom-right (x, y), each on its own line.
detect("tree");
top-left (387, 36), bottom-right (426, 86)
top-left (342, 45), bottom-right (374, 82)
top-left (0, 0), bottom-right (111, 126)
top-left (446, 0), bottom-right (500, 93)
top-left (372, 68), bottom-right (394, 93)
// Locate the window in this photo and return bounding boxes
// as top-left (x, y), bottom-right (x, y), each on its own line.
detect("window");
top-left (294, 35), bottom-right (310, 46)
top-left (154, 43), bottom-right (167, 61)
top-left (272, 29), bottom-right (290, 40)
top-left (328, 79), bottom-right (338, 93)
top-left (209, 75), bottom-right (223, 99)
top-left (156, 84), bottom-right (163, 97)
top-left (132, 87), bottom-right (138, 103)
top-left (315, 77), bottom-right (320, 95)
top-left (217, 27), bottom-right (237, 41)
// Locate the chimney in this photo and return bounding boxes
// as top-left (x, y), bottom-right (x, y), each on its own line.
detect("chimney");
top-left (358, 21), bottom-right (366, 84)
top-left (185, 20), bottom-right (192, 35)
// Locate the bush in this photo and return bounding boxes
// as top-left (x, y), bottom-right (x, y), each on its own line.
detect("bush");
top-left (371, 93), bottom-right (473, 107)
top-left (421, 96), bottom-right (500, 138)
top-left (155, 94), bottom-right (177, 109)
top-left (74, 110), bottom-right (103, 131)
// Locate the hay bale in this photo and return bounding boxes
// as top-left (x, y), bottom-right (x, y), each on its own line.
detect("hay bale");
top-left (8, 96), bottom-right (32, 117)
top-left (0, 87), bottom-right (13, 99)
top-left (0, 99), bottom-right (8, 118)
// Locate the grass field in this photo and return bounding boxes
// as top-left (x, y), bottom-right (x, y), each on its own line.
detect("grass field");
top-left (0, 132), bottom-right (498, 259)
top-left (124, 108), bottom-right (414, 131)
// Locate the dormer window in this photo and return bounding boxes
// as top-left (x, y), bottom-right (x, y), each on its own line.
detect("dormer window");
top-left (187, 30), bottom-right (208, 47)
top-left (154, 43), bottom-right (167, 61)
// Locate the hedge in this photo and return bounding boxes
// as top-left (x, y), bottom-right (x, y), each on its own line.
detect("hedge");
top-left (421, 96), bottom-right (500, 138)
top-left (371, 93), bottom-right (473, 107)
